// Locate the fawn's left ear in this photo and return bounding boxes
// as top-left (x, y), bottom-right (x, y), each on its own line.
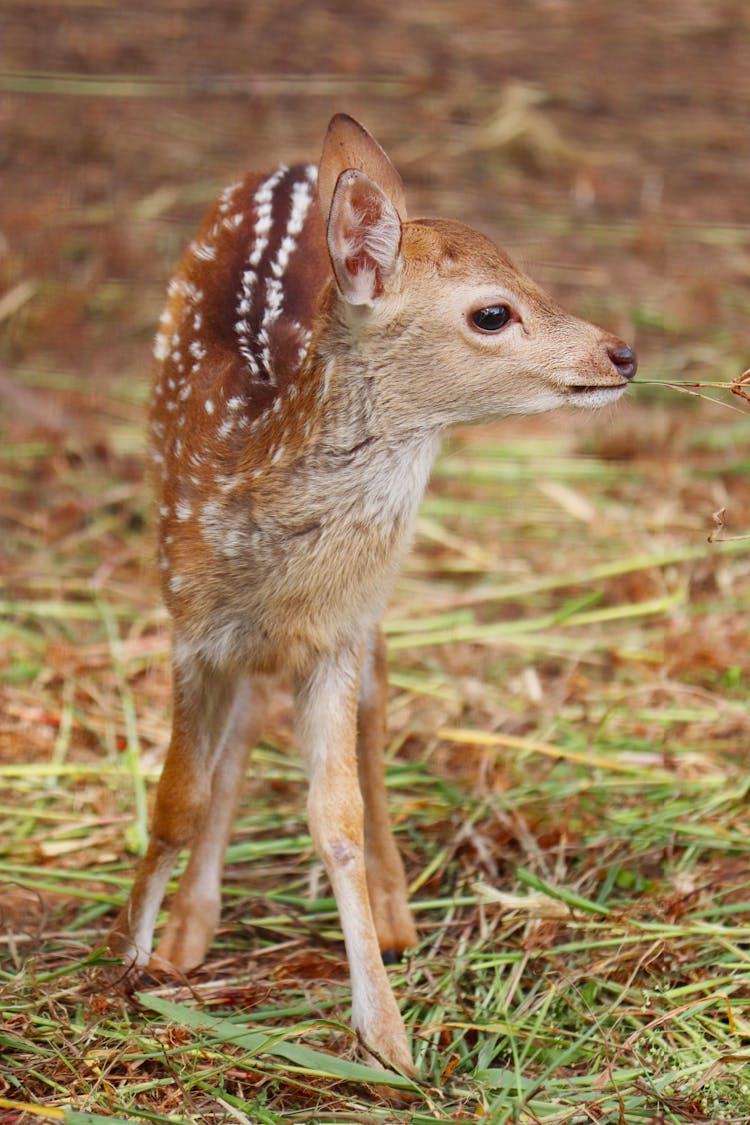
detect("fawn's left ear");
top-left (326, 168), bottom-right (402, 307)
top-left (318, 113), bottom-right (407, 224)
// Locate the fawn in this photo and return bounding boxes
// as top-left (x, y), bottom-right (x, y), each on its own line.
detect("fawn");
top-left (109, 114), bottom-right (636, 1075)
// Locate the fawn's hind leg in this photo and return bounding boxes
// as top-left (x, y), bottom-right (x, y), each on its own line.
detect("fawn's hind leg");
top-left (153, 673), bottom-right (270, 970)
top-left (109, 654), bottom-right (266, 971)
top-left (357, 627), bottom-right (417, 958)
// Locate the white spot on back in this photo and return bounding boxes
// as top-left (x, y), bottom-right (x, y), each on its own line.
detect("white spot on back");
top-left (218, 180), bottom-right (243, 215)
top-left (154, 332), bottom-right (169, 360)
top-left (191, 241), bottom-right (217, 262)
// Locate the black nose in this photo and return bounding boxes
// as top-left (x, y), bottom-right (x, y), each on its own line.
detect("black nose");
top-left (607, 342), bottom-right (638, 381)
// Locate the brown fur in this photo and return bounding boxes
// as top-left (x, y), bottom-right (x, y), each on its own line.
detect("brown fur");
top-left (109, 114), bottom-right (636, 1076)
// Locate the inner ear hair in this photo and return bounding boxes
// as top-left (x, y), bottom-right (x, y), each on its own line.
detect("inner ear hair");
top-left (327, 170), bottom-right (401, 307)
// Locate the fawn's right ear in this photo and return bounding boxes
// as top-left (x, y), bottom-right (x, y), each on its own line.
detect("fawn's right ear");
top-left (318, 114), bottom-right (407, 224)
top-left (326, 169), bottom-right (402, 307)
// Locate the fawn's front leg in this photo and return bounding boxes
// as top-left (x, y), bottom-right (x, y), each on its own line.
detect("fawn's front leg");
top-left (296, 645), bottom-right (414, 1075)
top-left (109, 655), bottom-right (245, 969)
top-left (358, 627), bottom-right (417, 960)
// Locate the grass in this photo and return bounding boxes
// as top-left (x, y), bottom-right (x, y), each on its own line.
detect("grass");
top-left (3, 378), bottom-right (750, 1123)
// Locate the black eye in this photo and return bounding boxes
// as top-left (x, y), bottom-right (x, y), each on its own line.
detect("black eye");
top-left (470, 305), bottom-right (512, 333)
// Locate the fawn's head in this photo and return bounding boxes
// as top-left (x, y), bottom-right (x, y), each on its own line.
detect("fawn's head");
top-left (317, 114), bottom-right (636, 431)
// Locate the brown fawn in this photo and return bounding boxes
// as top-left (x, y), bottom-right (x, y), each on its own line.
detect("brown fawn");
top-left (109, 114), bottom-right (636, 1075)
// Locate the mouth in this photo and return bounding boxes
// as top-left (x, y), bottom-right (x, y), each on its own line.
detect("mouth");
top-left (565, 381), bottom-right (630, 408)
top-left (568, 381), bottom-right (629, 395)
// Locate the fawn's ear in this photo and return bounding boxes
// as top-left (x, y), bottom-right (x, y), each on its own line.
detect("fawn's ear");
top-left (327, 168), bottom-right (402, 307)
top-left (318, 114), bottom-right (407, 225)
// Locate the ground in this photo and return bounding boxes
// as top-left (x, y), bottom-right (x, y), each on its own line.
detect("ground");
top-left (1, 3), bottom-right (750, 1123)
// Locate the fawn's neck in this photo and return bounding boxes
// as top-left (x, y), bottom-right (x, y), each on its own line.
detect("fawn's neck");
top-left (302, 291), bottom-right (441, 520)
